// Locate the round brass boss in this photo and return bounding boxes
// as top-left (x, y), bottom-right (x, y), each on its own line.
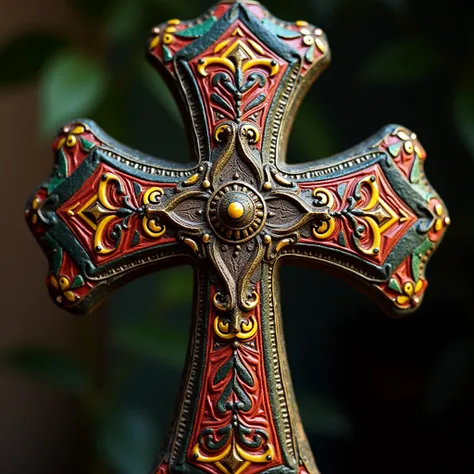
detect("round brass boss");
top-left (207, 182), bottom-right (267, 243)
top-left (228, 202), bottom-right (245, 220)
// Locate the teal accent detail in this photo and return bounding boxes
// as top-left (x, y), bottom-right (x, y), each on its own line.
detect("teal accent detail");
top-left (56, 148), bottom-right (68, 178)
top-left (388, 143), bottom-right (401, 157)
top-left (71, 275), bottom-right (85, 290)
top-left (305, 44), bottom-right (315, 63)
top-left (261, 19), bottom-right (301, 39)
top-left (162, 45), bottom-right (173, 63)
top-left (175, 16), bottom-right (217, 38)
top-left (410, 156), bottom-right (421, 183)
top-left (337, 183), bottom-right (347, 199)
top-left (79, 136), bottom-right (95, 152)
top-left (214, 356), bottom-right (233, 384)
top-left (133, 182), bottom-right (142, 198)
top-left (411, 253), bottom-right (421, 282)
top-left (47, 175), bottom-right (64, 193)
top-left (131, 230), bottom-right (141, 247)
top-left (412, 238), bottom-right (434, 281)
top-left (388, 278), bottom-right (402, 294)
top-left (410, 157), bottom-right (434, 201)
top-left (338, 231), bottom-right (346, 247)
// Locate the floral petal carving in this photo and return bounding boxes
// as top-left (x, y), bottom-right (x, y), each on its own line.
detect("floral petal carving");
top-left (265, 190), bottom-right (330, 235)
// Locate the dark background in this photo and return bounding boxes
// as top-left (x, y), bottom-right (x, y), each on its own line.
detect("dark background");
top-left (0, 0), bottom-right (473, 473)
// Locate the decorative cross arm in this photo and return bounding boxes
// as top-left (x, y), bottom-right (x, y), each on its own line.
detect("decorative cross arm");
top-left (25, 1), bottom-right (449, 474)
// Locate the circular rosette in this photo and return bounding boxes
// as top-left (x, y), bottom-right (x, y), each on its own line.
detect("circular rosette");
top-left (207, 182), bottom-right (266, 243)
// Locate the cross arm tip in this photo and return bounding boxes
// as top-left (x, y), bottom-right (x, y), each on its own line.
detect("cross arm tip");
top-left (25, 119), bottom-right (200, 316)
top-left (275, 122), bottom-right (449, 317)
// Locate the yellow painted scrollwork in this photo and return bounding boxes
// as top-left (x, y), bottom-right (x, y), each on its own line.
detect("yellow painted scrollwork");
top-left (311, 176), bottom-right (399, 256)
top-left (71, 175), bottom-right (167, 255)
top-left (192, 438), bottom-right (274, 474)
top-left (355, 176), bottom-right (398, 256)
top-left (197, 36), bottom-right (280, 78)
top-left (312, 188), bottom-right (336, 240)
top-left (213, 315), bottom-right (258, 340)
top-left (142, 187), bottom-right (167, 238)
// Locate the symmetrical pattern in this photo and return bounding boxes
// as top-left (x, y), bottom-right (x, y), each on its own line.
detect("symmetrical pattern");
top-left (25, 1), bottom-right (449, 474)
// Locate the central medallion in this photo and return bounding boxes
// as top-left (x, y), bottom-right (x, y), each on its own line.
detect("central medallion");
top-left (207, 182), bottom-right (267, 243)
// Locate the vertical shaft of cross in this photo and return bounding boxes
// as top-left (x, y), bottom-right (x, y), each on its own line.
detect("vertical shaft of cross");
top-left (155, 263), bottom-right (317, 474)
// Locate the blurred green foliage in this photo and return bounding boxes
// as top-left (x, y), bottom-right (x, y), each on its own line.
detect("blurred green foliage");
top-left (1, 0), bottom-right (473, 473)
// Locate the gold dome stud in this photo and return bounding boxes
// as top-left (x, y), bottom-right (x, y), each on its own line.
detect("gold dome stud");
top-left (228, 202), bottom-right (245, 219)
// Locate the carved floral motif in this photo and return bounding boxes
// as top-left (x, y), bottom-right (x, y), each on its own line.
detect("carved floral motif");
top-left (189, 285), bottom-right (281, 474)
top-left (299, 165), bottom-right (417, 264)
top-left (57, 164), bottom-right (176, 265)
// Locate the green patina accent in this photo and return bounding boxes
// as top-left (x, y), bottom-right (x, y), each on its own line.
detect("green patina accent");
top-left (261, 19), bottom-right (302, 39)
top-left (56, 147), bottom-right (68, 177)
top-left (305, 44), bottom-right (315, 63)
top-left (410, 156), bottom-right (435, 202)
top-left (410, 155), bottom-right (421, 183)
top-left (411, 253), bottom-right (421, 282)
top-left (388, 142), bottom-right (402, 157)
top-left (79, 136), bottom-right (96, 153)
top-left (47, 175), bottom-right (64, 193)
top-left (131, 230), bottom-right (141, 247)
top-left (71, 275), bottom-right (85, 289)
top-left (162, 45), bottom-right (173, 63)
top-left (411, 238), bottom-right (434, 281)
top-left (388, 277), bottom-right (402, 294)
top-left (175, 16), bottom-right (217, 38)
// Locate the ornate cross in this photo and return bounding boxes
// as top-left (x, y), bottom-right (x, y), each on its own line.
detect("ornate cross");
top-left (25, 1), bottom-right (450, 473)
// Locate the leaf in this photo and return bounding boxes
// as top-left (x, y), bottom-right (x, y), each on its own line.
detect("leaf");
top-left (113, 322), bottom-right (187, 370)
top-left (359, 39), bottom-right (442, 85)
top-left (56, 147), bottom-right (69, 177)
top-left (233, 380), bottom-right (252, 411)
top-left (388, 278), bottom-right (402, 294)
top-left (175, 16), bottom-right (217, 38)
top-left (95, 407), bottom-right (160, 474)
top-left (39, 50), bottom-right (107, 136)
top-left (305, 44), bottom-right (316, 63)
top-left (0, 32), bottom-right (66, 86)
top-left (214, 357), bottom-right (234, 384)
top-left (163, 45), bottom-right (173, 63)
top-left (211, 93), bottom-right (234, 113)
top-left (235, 356), bottom-right (254, 387)
top-left (244, 93), bottom-right (266, 112)
top-left (410, 156), bottom-right (421, 183)
top-left (453, 79), bottom-right (474, 159)
top-left (79, 136), bottom-right (96, 152)
top-left (141, 62), bottom-right (183, 126)
top-left (71, 275), bottom-right (85, 289)
top-left (411, 252), bottom-right (421, 282)
top-left (1, 346), bottom-right (90, 394)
